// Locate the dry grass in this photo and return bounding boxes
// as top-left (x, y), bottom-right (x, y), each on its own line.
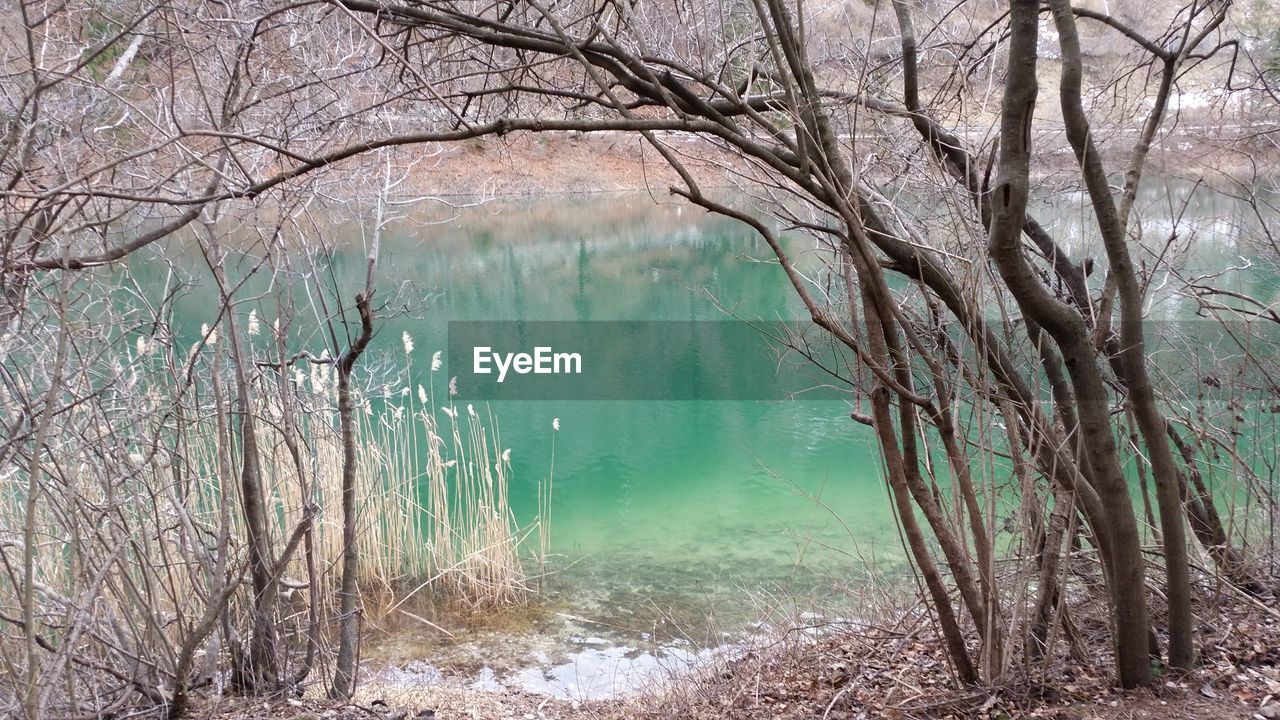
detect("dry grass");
top-left (598, 586), bottom-right (1280, 720)
top-left (251, 336), bottom-right (549, 613)
top-left (0, 324), bottom-right (551, 671)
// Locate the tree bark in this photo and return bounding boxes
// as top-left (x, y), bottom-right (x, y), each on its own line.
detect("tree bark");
top-left (1045, 0), bottom-right (1193, 671)
top-left (330, 292), bottom-right (376, 699)
top-left (202, 221), bottom-right (281, 693)
top-left (989, 0), bottom-right (1151, 688)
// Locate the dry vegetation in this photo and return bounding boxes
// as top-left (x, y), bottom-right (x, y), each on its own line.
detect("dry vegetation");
top-left (4, 0), bottom-right (1280, 717)
top-left (610, 597), bottom-right (1280, 719)
top-left (0, 259), bottom-right (553, 705)
top-left (137, 588), bottom-right (1280, 720)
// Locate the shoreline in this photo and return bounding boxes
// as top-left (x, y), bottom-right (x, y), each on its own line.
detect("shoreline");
top-left (184, 588), bottom-right (1280, 720)
top-left (327, 129), bottom-right (1280, 200)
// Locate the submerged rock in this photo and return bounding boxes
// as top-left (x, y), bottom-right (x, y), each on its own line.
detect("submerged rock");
top-left (375, 660), bottom-right (443, 686)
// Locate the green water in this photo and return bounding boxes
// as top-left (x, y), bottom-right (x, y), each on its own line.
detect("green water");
top-left (359, 198), bottom-right (898, 689)
top-left (327, 198), bottom-right (899, 596)
top-left (133, 185), bottom-right (1278, 695)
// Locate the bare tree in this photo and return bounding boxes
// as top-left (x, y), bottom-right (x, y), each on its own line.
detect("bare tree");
top-left (3, 0), bottom-right (1278, 715)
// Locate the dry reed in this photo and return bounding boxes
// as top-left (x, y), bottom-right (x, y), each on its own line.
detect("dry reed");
top-left (0, 312), bottom-right (556, 720)
top-left (251, 333), bottom-right (547, 611)
top-left (2, 327), bottom-right (552, 641)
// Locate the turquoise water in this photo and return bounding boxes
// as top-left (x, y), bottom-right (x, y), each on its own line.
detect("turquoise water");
top-left (131, 195), bottom-right (900, 684)
top-left (353, 197), bottom-right (899, 688)
top-left (133, 185), bottom-right (1278, 694)
top-left (339, 198), bottom-right (900, 598)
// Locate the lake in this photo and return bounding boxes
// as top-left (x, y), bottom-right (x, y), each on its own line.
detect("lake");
top-left (136, 182), bottom-right (1277, 698)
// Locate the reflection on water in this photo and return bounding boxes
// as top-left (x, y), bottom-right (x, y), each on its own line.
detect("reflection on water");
top-left (138, 186), bottom-right (1277, 698)
top-left (344, 193), bottom-right (890, 693)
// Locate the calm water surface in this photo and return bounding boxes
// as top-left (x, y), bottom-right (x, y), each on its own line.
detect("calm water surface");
top-left (345, 198), bottom-right (897, 694)
top-left (142, 185), bottom-right (1277, 698)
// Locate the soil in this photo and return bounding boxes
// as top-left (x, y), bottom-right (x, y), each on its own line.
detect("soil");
top-left (599, 593), bottom-right (1280, 720)
top-left (179, 590), bottom-right (1280, 720)
top-left (175, 691), bottom-right (571, 720)
top-left (390, 133), bottom-right (735, 197)
top-left (336, 126), bottom-right (1279, 199)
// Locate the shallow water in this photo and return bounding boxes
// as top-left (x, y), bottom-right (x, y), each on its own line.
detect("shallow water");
top-left (142, 185), bottom-right (1277, 699)
top-left (335, 197), bottom-right (894, 697)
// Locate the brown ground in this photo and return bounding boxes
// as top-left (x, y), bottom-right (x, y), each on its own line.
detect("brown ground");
top-left (360, 125), bottom-right (1279, 199)
top-left (394, 133), bottom-right (735, 197)
top-left (181, 590), bottom-right (1280, 720)
top-left (182, 686), bottom-right (580, 720)
top-left (601, 593), bottom-right (1280, 720)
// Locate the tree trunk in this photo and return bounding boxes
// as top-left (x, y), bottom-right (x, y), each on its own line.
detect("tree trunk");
top-left (330, 292), bottom-right (375, 699)
top-left (203, 221), bottom-right (281, 693)
top-left (989, 0), bottom-right (1152, 687)
top-left (1044, 0), bottom-right (1194, 670)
